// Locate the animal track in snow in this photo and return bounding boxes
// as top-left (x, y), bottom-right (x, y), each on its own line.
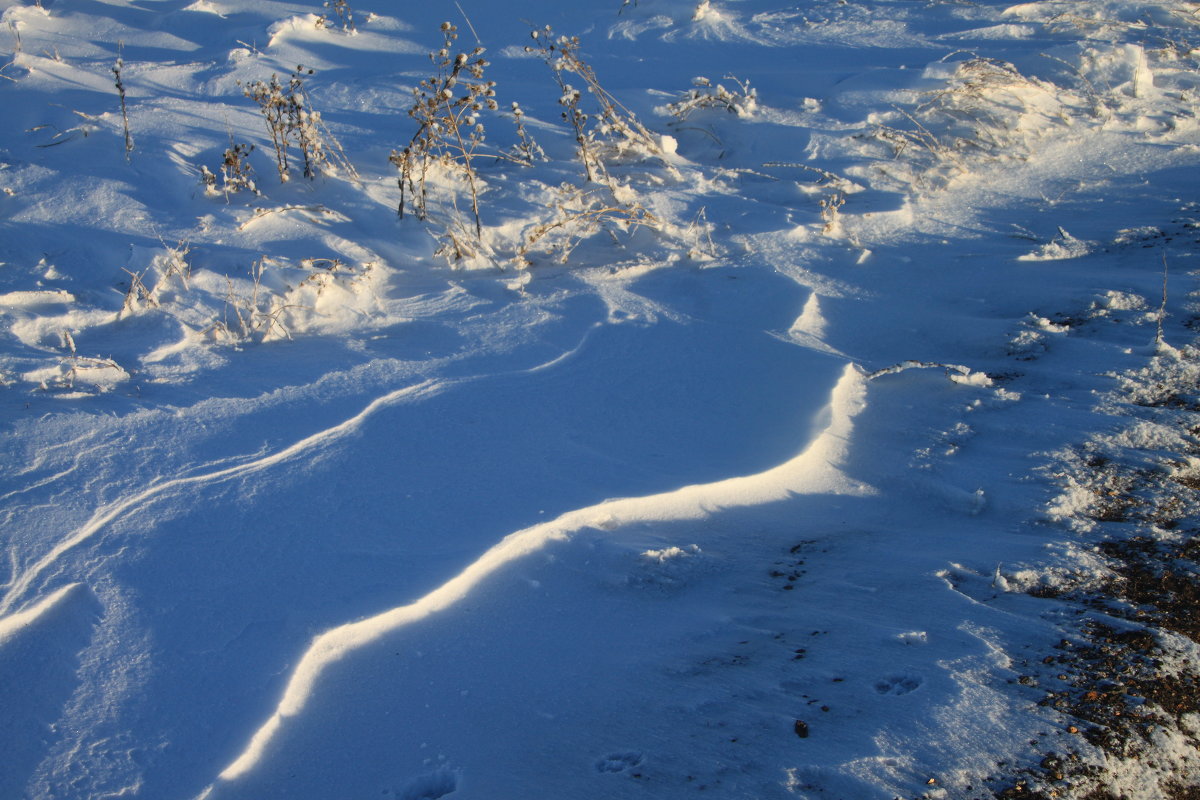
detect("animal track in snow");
top-left (627, 544), bottom-right (707, 592)
top-left (596, 751), bottom-right (644, 773)
top-left (873, 674), bottom-right (923, 696)
top-left (395, 768), bottom-right (458, 800)
top-left (1007, 313), bottom-right (1069, 361)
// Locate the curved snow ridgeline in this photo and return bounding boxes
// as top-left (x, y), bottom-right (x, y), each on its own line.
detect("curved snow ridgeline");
top-left (201, 362), bottom-right (870, 796)
top-left (0, 379), bottom-right (448, 621)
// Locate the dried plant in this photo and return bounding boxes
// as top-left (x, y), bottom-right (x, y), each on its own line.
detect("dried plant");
top-left (506, 101), bottom-right (545, 166)
top-left (242, 67), bottom-right (316, 181)
top-left (118, 240), bottom-right (192, 317)
top-left (526, 25), bottom-right (663, 185)
top-left (1156, 252), bottom-right (1169, 351)
top-left (28, 111), bottom-right (98, 147)
top-left (209, 257), bottom-right (301, 343)
top-left (235, 203), bottom-right (334, 231)
top-left (390, 22), bottom-right (496, 237)
top-left (819, 191), bottom-right (845, 234)
top-left (318, 0), bottom-right (356, 33)
top-left (201, 138), bottom-right (258, 200)
top-left (917, 56), bottom-right (1066, 133)
top-left (156, 239), bottom-right (193, 288)
top-left (112, 44), bottom-right (133, 160)
top-left (206, 255), bottom-right (372, 343)
top-left (34, 331), bottom-right (127, 393)
top-left (666, 76), bottom-right (757, 120)
top-left (221, 141), bottom-right (257, 194)
top-left (432, 223), bottom-right (480, 265)
top-left (870, 56), bottom-right (1072, 187)
top-left (515, 183), bottom-right (658, 267)
top-left (242, 65), bottom-right (356, 183)
top-left (121, 267), bottom-right (157, 314)
top-left (873, 104), bottom-right (960, 167)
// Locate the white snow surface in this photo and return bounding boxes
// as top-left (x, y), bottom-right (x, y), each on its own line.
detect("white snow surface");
top-left (1, 0), bottom-right (1199, 797)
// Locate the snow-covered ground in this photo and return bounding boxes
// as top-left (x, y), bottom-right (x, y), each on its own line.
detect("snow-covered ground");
top-left (2, 0), bottom-right (1200, 797)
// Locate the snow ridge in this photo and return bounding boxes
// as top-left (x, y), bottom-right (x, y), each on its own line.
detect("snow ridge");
top-left (202, 363), bottom-right (870, 794)
top-left (0, 379), bottom-right (445, 620)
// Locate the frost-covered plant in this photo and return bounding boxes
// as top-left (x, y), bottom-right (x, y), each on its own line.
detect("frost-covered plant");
top-left (121, 267), bottom-right (156, 313)
top-left (1040, 53), bottom-right (1109, 119)
top-left (26, 111), bottom-right (99, 147)
top-left (201, 139), bottom-right (258, 200)
top-left (112, 46), bottom-right (133, 160)
top-left (506, 102), bottom-right (546, 166)
top-left (391, 22), bottom-right (496, 237)
top-left (206, 255), bottom-right (374, 343)
top-left (317, 0), bottom-right (355, 33)
top-left (243, 66), bottom-right (355, 183)
top-left (872, 104), bottom-right (962, 171)
top-left (666, 76), bottom-right (757, 120)
top-left (7, 19), bottom-right (21, 54)
top-left (221, 141), bottom-right (257, 194)
top-left (210, 257), bottom-right (300, 343)
top-left (870, 56), bottom-right (1071, 187)
top-left (819, 190), bottom-right (845, 235)
top-left (42, 331), bottom-right (127, 393)
top-left (526, 25), bottom-right (664, 185)
top-left (515, 183), bottom-right (658, 267)
top-left (432, 223), bottom-right (479, 265)
top-left (917, 57), bottom-right (1067, 139)
top-left (119, 241), bottom-right (191, 317)
top-left (555, 75), bottom-right (598, 182)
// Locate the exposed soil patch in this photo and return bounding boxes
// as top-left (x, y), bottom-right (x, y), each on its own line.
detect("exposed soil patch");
top-left (948, 350), bottom-right (1200, 798)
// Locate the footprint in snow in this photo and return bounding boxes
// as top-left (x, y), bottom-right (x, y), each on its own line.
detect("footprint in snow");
top-left (395, 768), bottom-right (458, 800)
top-left (627, 545), bottom-right (706, 592)
top-left (596, 751), bottom-right (644, 773)
top-left (873, 674), bottom-right (923, 696)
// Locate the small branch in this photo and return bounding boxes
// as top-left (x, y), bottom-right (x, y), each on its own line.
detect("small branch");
top-left (112, 43), bottom-right (133, 161)
top-left (867, 360), bottom-right (979, 380)
top-left (454, 1), bottom-right (482, 45)
top-left (1156, 252), bottom-right (1169, 350)
top-left (236, 204), bottom-right (332, 230)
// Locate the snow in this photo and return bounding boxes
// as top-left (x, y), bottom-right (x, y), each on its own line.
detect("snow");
top-left (2, 0), bottom-right (1200, 797)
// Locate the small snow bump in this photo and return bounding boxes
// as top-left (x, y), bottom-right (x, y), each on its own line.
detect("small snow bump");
top-left (949, 371), bottom-right (993, 388)
top-left (395, 768), bottom-right (459, 800)
top-left (1017, 228), bottom-right (1094, 261)
top-left (596, 751), bottom-right (643, 773)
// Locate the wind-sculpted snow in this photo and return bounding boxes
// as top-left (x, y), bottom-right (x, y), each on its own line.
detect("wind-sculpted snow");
top-left (1, 261), bottom-right (850, 798)
top-left (201, 361), bottom-right (868, 797)
top-left (0, 379), bottom-right (446, 620)
top-left (3, 0), bottom-right (1200, 797)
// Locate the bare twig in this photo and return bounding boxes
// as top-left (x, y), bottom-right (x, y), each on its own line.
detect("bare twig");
top-left (391, 22), bottom-right (494, 237)
top-left (236, 204), bottom-right (333, 230)
top-left (112, 43), bottom-right (133, 160)
top-left (1156, 252), bottom-right (1169, 350)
